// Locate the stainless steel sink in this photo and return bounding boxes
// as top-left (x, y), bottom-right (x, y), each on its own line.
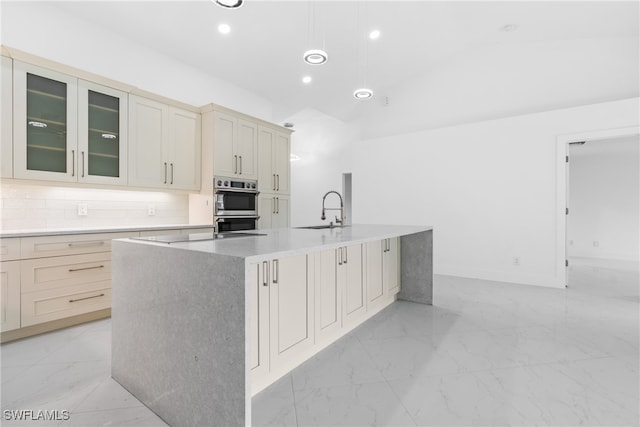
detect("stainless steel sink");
top-left (296, 225), bottom-right (344, 230)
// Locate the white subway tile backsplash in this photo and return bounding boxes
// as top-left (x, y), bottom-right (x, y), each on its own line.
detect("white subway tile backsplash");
top-left (0, 183), bottom-right (190, 231)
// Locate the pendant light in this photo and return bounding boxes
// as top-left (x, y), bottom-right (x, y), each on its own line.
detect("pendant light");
top-left (214, 0), bottom-right (243, 9)
top-left (353, 0), bottom-right (373, 100)
top-left (304, 1), bottom-right (328, 65)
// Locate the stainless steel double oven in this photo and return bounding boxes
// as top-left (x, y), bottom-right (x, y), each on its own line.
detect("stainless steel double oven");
top-left (214, 176), bottom-right (259, 232)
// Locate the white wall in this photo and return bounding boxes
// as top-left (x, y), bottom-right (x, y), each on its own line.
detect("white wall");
top-left (287, 108), bottom-right (358, 227)
top-left (360, 36), bottom-right (639, 139)
top-left (352, 98), bottom-right (639, 288)
top-left (0, 1), bottom-right (274, 121)
top-left (568, 137), bottom-right (639, 261)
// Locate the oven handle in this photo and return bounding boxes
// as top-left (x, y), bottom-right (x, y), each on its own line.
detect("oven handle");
top-left (215, 215), bottom-right (260, 221)
top-left (214, 188), bottom-right (260, 194)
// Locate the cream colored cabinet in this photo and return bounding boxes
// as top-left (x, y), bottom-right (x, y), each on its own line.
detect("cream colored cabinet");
top-left (13, 61), bottom-right (78, 183)
top-left (249, 261), bottom-right (270, 392)
top-left (257, 194), bottom-right (289, 230)
top-left (1, 261), bottom-right (21, 332)
top-left (384, 237), bottom-right (401, 295)
top-left (212, 111), bottom-right (257, 179)
top-left (128, 95), bottom-right (201, 190)
top-left (341, 244), bottom-right (366, 328)
top-left (315, 248), bottom-right (342, 344)
top-left (258, 126), bottom-right (290, 195)
top-left (1, 55), bottom-right (13, 178)
top-left (13, 62), bottom-right (128, 185)
top-left (1, 238), bottom-right (21, 261)
top-left (267, 254), bottom-right (314, 374)
top-left (366, 240), bottom-right (386, 311)
top-left (20, 232), bottom-right (132, 259)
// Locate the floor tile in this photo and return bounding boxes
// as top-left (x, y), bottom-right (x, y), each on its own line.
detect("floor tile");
top-left (58, 406), bottom-right (168, 427)
top-left (251, 375), bottom-right (297, 427)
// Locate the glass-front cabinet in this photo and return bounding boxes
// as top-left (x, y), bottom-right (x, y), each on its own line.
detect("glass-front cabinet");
top-left (13, 61), bottom-right (127, 184)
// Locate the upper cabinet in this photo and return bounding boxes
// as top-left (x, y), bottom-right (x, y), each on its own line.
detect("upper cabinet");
top-left (128, 95), bottom-right (201, 191)
top-left (212, 111), bottom-right (257, 180)
top-left (12, 62), bottom-right (128, 185)
top-left (258, 126), bottom-right (290, 195)
top-left (1, 56), bottom-right (12, 178)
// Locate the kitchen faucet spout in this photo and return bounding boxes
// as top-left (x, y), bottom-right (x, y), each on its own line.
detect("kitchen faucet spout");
top-left (321, 191), bottom-right (344, 225)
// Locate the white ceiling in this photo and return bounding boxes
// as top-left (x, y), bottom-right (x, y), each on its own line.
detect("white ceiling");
top-left (51, 1), bottom-right (638, 123)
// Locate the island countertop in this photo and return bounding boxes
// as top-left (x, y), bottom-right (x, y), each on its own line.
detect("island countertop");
top-left (121, 224), bottom-right (432, 262)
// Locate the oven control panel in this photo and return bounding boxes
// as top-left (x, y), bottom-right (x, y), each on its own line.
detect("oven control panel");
top-left (214, 176), bottom-right (257, 191)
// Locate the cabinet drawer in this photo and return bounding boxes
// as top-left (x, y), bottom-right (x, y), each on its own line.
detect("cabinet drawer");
top-left (21, 283), bottom-right (111, 327)
top-left (0, 238), bottom-right (21, 261)
top-left (21, 252), bottom-right (111, 294)
top-left (20, 232), bottom-right (133, 259)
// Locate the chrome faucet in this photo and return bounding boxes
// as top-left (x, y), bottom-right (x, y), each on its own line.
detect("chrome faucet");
top-left (321, 191), bottom-right (344, 226)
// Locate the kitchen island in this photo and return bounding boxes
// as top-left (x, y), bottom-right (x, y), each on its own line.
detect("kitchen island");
top-left (111, 224), bottom-right (432, 426)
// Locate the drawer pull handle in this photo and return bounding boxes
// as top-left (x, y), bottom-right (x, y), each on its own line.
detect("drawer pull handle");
top-left (69, 265), bottom-right (105, 272)
top-left (69, 293), bottom-right (105, 303)
top-left (68, 241), bottom-right (106, 248)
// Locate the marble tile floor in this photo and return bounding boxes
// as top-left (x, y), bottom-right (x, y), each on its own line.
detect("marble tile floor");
top-left (1, 258), bottom-right (638, 426)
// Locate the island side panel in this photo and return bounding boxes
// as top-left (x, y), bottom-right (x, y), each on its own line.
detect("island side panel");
top-left (398, 230), bottom-right (433, 304)
top-left (111, 240), bottom-right (247, 426)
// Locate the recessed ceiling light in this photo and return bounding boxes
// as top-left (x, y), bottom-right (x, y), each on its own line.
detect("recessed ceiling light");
top-left (214, 0), bottom-right (243, 9)
top-left (353, 88), bottom-right (373, 100)
top-left (369, 30), bottom-right (381, 40)
top-left (218, 23), bottom-right (231, 34)
top-left (290, 153), bottom-right (301, 162)
top-left (500, 24), bottom-right (519, 32)
top-left (302, 76), bottom-right (312, 84)
top-left (303, 49), bottom-right (328, 65)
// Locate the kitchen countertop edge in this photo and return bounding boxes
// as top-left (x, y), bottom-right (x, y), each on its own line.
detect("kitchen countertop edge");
top-left (0, 224), bottom-right (215, 239)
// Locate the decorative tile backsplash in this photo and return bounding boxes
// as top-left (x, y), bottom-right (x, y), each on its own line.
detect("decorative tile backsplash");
top-left (0, 183), bottom-right (189, 231)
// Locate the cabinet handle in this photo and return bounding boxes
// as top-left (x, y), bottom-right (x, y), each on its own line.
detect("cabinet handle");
top-left (272, 197), bottom-right (276, 214)
top-left (68, 241), bottom-right (106, 248)
top-left (239, 156), bottom-right (242, 175)
top-left (276, 174), bottom-right (280, 191)
top-left (69, 293), bottom-right (105, 303)
top-left (71, 150), bottom-right (75, 177)
top-left (272, 259), bottom-right (278, 283)
top-left (273, 174), bottom-right (276, 191)
top-left (69, 265), bottom-right (105, 272)
top-left (276, 197), bottom-right (279, 214)
top-left (81, 151), bottom-right (85, 177)
top-left (170, 163), bottom-right (174, 185)
top-left (164, 162), bottom-right (168, 184)
top-left (344, 247), bottom-right (348, 264)
top-left (338, 247), bottom-right (343, 266)
top-left (262, 261), bottom-right (269, 286)
top-left (234, 155), bottom-right (238, 174)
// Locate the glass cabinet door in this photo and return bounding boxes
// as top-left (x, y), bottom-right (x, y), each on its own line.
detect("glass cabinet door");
top-left (78, 80), bottom-right (128, 185)
top-left (13, 61), bottom-right (78, 182)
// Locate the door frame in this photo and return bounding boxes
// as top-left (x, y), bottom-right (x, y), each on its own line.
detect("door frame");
top-left (555, 126), bottom-right (640, 287)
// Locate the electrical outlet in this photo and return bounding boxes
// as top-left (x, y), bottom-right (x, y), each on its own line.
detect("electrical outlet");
top-left (512, 257), bottom-right (520, 266)
top-left (148, 205), bottom-right (156, 216)
top-left (77, 203), bottom-right (88, 216)
top-left (593, 241), bottom-right (599, 247)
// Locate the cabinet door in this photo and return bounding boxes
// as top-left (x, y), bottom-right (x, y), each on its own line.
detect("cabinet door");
top-left (385, 238), bottom-right (401, 295)
top-left (168, 107), bottom-right (201, 190)
top-left (315, 249), bottom-right (341, 344)
top-left (78, 80), bottom-right (128, 185)
top-left (128, 95), bottom-right (168, 188)
top-left (250, 262), bottom-right (270, 392)
top-left (1, 56), bottom-right (12, 178)
top-left (274, 132), bottom-right (290, 194)
top-left (213, 111), bottom-right (236, 177)
top-left (366, 240), bottom-right (386, 311)
top-left (1, 261), bottom-right (21, 332)
top-left (258, 126), bottom-right (275, 193)
top-left (13, 61), bottom-right (78, 182)
top-left (257, 194), bottom-right (274, 230)
top-left (272, 196), bottom-right (290, 229)
top-left (236, 119), bottom-right (257, 179)
top-left (269, 254), bottom-right (314, 371)
top-left (343, 244), bottom-right (365, 327)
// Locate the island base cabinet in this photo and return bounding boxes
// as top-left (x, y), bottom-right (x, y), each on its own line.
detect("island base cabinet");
top-left (1, 261), bottom-right (21, 332)
top-left (342, 244), bottom-right (366, 328)
top-left (250, 262), bottom-right (270, 392)
top-left (314, 249), bottom-right (341, 345)
top-left (385, 237), bottom-right (401, 295)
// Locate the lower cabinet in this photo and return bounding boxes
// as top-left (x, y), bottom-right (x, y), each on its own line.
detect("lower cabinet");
top-left (1, 261), bottom-right (21, 332)
top-left (250, 253), bottom-right (313, 392)
top-left (250, 239), bottom-right (398, 394)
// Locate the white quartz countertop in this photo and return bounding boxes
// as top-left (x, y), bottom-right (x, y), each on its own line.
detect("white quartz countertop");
top-left (0, 224), bottom-right (215, 239)
top-left (119, 224), bottom-right (432, 262)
